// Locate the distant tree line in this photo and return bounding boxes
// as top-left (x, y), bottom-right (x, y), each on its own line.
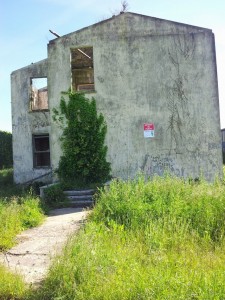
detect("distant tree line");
top-left (0, 131), bottom-right (13, 169)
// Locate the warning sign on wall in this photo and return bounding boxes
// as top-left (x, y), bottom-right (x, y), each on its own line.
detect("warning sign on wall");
top-left (144, 123), bottom-right (155, 138)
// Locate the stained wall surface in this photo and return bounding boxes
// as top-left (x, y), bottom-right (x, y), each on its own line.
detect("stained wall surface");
top-left (12, 13), bottom-right (222, 183)
top-left (47, 13), bottom-right (222, 181)
top-left (11, 60), bottom-right (51, 183)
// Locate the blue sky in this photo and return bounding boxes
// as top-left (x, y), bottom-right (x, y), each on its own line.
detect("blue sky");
top-left (1, 0), bottom-right (225, 132)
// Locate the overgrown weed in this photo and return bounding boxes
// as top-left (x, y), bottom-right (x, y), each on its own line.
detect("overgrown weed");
top-left (0, 169), bottom-right (46, 300)
top-left (29, 175), bottom-right (225, 299)
top-left (0, 264), bottom-right (26, 300)
top-left (0, 195), bottom-right (45, 251)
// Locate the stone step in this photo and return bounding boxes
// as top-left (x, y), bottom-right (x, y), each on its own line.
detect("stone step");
top-left (66, 195), bottom-right (93, 201)
top-left (63, 189), bottom-right (96, 208)
top-left (63, 189), bottom-right (95, 196)
top-left (69, 200), bottom-right (94, 208)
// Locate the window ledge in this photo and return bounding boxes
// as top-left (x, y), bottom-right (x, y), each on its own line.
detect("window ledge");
top-left (33, 166), bottom-right (51, 170)
top-left (29, 109), bottom-right (50, 113)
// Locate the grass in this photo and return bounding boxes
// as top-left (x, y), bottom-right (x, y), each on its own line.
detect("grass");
top-left (0, 195), bottom-right (45, 251)
top-left (0, 169), bottom-right (45, 251)
top-left (1, 168), bottom-right (225, 299)
top-left (0, 265), bottom-right (27, 300)
top-left (29, 174), bottom-right (225, 300)
top-left (0, 168), bottom-right (46, 300)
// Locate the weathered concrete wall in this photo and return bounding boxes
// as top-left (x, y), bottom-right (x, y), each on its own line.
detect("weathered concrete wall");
top-left (11, 59), bottom-right (51, 184)
top-left (47, 13), bottom-right (222, 181)
top-left (12, 13), bottom-right (222, 183)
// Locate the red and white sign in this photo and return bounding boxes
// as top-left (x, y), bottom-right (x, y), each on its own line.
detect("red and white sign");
top-left (144, 123), bottom-right (155, 138)
top-left (144, 123), bottom-right (154, 131)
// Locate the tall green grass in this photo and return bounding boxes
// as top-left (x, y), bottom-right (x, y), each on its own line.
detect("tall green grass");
top-left (0, 169), bottom-right (46, 300)
top-left (30, 175), bottom-right (225, 300)
top-left (0, 169), bottom-right (45, 251)
top-left (0, 265), bottom-right (26, 300)
top-left (0, 196), bottom-right (45, 251)
top-left (93, 176), bottom-right (225, 241)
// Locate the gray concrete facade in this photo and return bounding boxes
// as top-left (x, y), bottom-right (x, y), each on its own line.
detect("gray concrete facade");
top-left (11, 59), bottom-right (51, 183)
top-left (11, 13), bottom-right (222, 183)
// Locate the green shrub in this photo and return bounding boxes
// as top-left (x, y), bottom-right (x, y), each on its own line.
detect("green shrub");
top-left (19, 196), bottom-right (45, 228)
top-left (53, 91), bottom-right (111, 186)
top-left (0, 169), bottom-right (13, 186)
top-left (0, 169), bottom-right (25, 198)
top-left (0, 131), bottom-right (13, 170)
top-left (44, 184), bottom-right (67, 206)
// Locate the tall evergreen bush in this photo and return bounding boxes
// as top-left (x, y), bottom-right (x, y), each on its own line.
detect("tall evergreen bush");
top-left (53, 92), bottom-right (111, 186)
top-left (0, 131), bottom-right (13, 169)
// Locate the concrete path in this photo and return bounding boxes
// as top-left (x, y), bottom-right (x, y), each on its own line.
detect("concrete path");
top-left (0, 207), bottom-right (89, 286)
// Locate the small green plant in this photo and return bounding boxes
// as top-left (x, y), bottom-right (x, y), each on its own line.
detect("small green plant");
top-left (0, 168), bottom-right (13, 186)
top-left (19, 196), bottom-right (45, 228)
top-left (53, 91), bottom-right (111, 187)
top-left (44, 184), bottom-right (67, 207)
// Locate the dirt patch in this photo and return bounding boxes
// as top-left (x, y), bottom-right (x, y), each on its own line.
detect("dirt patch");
top-left (0, 207), bottom-right (89, 286)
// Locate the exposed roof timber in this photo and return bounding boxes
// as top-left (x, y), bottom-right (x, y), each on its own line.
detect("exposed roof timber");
top-left (49, 29), bottom-right (60, 38)
top-left (77, 48), bottom-right (92, 60)
top-left (49, 30), bottom-right (92, 60)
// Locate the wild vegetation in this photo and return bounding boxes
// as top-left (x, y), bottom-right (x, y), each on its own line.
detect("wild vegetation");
top-left (0, 131), bottom-right (13, 170)
top-left (30, 173), bottom-right (225, 300)
top-left (53, 91), bottom-right (111, 188)
top-left (1, 168), bottom-right (225, 299)
top-left (0, 169), bottom-right (45, 300)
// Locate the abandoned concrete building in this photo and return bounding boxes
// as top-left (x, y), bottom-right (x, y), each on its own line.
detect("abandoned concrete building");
top-left (11, 12), bottom-right (222, 184)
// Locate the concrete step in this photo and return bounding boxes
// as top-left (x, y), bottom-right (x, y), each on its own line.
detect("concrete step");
top-left (64, 189), bottom-right (95, 196)
top-left (66, 195), bottom-right (93, 201)
top-left (63, 188), bottom-right (96, 208)
top-left (69, 200), bottom-right (94, 208)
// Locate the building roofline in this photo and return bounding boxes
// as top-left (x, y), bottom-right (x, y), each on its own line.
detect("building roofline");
top-left (126, 12), bottom-right (212, 31)
top-left (49, 12), bottom-right (212, 43)
top-left (11, 58), bottom-right (48, 75)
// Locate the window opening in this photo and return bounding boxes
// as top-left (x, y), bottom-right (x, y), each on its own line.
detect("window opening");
top-left (33, 134), bottom-right (50, 167)
top-left (71, 47), bottom-right (95, 92)
top-left (222, 130), bottom-right (225, 143)
top-left (30, 78), bottom-right (48, 110)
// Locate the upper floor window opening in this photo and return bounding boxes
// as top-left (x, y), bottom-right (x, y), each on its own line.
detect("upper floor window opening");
top-left (30, 77), bottom-right (48, 111)
top-left (71, 47), bottom-right (95, 92)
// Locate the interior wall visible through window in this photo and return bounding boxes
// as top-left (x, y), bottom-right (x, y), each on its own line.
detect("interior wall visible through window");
top-left (30, 78), bottom-right (48, 110)
top-left (33, 134), bottom-right (50, 168)
top-left (71, 47), bottom-right (95, 92)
